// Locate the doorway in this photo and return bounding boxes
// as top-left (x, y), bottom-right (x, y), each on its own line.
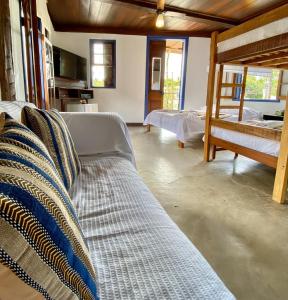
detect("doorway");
top-left (145, 36), bottom-right (189, 117)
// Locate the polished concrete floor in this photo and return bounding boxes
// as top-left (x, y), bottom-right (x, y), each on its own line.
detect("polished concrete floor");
top-left (129, 126), bottom-right (288, 300)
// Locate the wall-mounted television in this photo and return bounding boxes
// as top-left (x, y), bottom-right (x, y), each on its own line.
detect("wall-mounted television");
top-left (53, 46), bottom-right (87, 81)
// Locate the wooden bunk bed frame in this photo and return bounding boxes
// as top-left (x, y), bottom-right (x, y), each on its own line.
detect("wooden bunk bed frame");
top-left (204, 3), bottom-right (288, 204)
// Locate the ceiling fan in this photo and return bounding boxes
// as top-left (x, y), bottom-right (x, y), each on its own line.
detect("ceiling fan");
top-left (139, 0), bottom-right (186, 28)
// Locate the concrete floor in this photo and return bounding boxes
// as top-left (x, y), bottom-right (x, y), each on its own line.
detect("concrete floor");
top-left (129, 126), bottom-right (288, 300)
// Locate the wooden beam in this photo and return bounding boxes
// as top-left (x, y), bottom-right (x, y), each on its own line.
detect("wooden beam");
top-left (31, 0), bottom-right (44, 108)
top-left (215, 65), bottom-right (224, 118)
top-left (22, 0), bottom-right (36, 104)
top-left (217, 3), bottom-right (288, 42)
top-left (54, 24), bottom-right (212, 37)
top-left (210, 136), bottom-right (278, 169)
top-left (0, 0), bottom-right (16, 100)
top-left (221, 83), bottom-right (242, 87)
top-left (212, 64), bottom-right (224, 159)
top-left (275, 64), bottom-right (288, 70)
top-left (108, 0), bottom-right (239, 27)
top-left (157, 0), bottom-right (165, 11)
top-left (273, 99), bottom-right (288, 204)
top-left (276, 70), bottom-right (283, 99)
top-left (211, 118), bottom-right (282, 141)
top-left (239, 67), bottom-right (248, 121)
top-left (220, 95), bottom-right (234, 99)
top-left (219, 105), bottom-right (240, 109)
top-left (204, 32), bottom-right (218, 162)
top-left (217, 33), bottom-right (288, 64)
top-left (0, 113), bottom-right (5, 131)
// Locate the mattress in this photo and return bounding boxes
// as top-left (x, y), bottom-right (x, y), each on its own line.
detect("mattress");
top-left (70, 156), bottom-right (235, 300)
top-left (143, 110), bottom-right (205, 142)
top-left (211, 126), bottom-right (280, 157)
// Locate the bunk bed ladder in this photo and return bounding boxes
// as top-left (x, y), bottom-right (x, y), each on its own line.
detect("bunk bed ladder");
top-left (212, 66), bottom-right (248, 159)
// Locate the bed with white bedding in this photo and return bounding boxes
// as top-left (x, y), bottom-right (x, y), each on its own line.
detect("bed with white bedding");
top-left (144, 107), bottom-right (262, 143)
top-left (144, 109), bottom-right (205, 142)
top-left (211, 120), bottom-right (283, 157)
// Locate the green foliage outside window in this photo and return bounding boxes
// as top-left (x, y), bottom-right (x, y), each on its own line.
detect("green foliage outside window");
top-left (245, 70), bottom-right (279, 100)
top-left (93, 79), bottom-right (105, 87)
top-left (163, 78), bottom-right (180, 110)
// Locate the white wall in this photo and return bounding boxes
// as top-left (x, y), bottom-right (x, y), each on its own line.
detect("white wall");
top-left (245, 101), bottom-right (286, 115)
top-left (53, 33), bottom-right (211, 122)
top-left (53, 32), bottom-right (147, 122)
top-left (221, 95), bottom-right (286, 114)
top-left (184, 37), bottom-right (210, 110)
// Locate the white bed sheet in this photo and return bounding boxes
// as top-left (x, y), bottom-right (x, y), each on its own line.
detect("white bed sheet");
top-left (144, 107), bottom-right (262, 143)
top-left (144, 110), bottom-right (204, 142)
top-left (211, 126), bottom-right (280, 157)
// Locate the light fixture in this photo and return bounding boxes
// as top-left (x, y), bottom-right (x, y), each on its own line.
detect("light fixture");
top-left (156, 13), bottom-right (165, 28)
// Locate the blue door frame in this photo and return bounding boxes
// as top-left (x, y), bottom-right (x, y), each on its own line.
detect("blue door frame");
top-left (144, 36), bottom-right (189, 118)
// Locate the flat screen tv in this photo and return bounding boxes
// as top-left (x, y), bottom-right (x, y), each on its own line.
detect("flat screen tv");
top-left (53, 46), bottom-right (87, 81)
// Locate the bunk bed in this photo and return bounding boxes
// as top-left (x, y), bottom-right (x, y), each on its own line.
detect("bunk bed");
top-left (204, 3), bottom-right (288, 204)
top-left (144, 106), bottom-right (261, 148)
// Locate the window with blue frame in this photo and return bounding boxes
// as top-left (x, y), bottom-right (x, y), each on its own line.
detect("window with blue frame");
top-left (234, 68), bottom-right (280, 102)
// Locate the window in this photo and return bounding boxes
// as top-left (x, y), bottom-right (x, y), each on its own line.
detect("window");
top-left (244, 68), bottom-right (280, 101)
top-left (90, 40), bottom-right (116, 88)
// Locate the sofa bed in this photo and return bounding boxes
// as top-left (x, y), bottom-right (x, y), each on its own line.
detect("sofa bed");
top-left (0, 101), bottom-right (234, 299)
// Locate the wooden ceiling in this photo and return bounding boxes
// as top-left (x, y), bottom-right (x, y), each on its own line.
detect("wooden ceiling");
top-left (47, 0), bottom-right (288, 37)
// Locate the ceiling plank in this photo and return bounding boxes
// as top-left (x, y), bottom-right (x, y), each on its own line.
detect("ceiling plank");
top-left (217, 3), bottom-right (288, 42)
top-left (241, 0), bottom-right (288, 22)
top-left (100, 0), bottom-right (239, 27)
top-left (53, 23), bottom-right (211, 37)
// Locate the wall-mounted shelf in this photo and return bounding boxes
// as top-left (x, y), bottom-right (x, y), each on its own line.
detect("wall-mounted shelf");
top-left (55, 87), bottom-right (94, 111)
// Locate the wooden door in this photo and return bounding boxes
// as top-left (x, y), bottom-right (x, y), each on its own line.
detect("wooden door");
top-left (148, 40), bottom-right (166, 113)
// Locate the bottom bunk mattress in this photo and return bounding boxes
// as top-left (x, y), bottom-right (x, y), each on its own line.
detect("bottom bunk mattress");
top-left (211, 125), bottom-right (280, 157)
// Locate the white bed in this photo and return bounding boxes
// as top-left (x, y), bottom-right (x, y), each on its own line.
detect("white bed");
top-left (144, 109), bottom-right (204, 143)
top-left (144, 107), bottom-right (262, 143)
top-left (211, 120), bottom-right (283, 157)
